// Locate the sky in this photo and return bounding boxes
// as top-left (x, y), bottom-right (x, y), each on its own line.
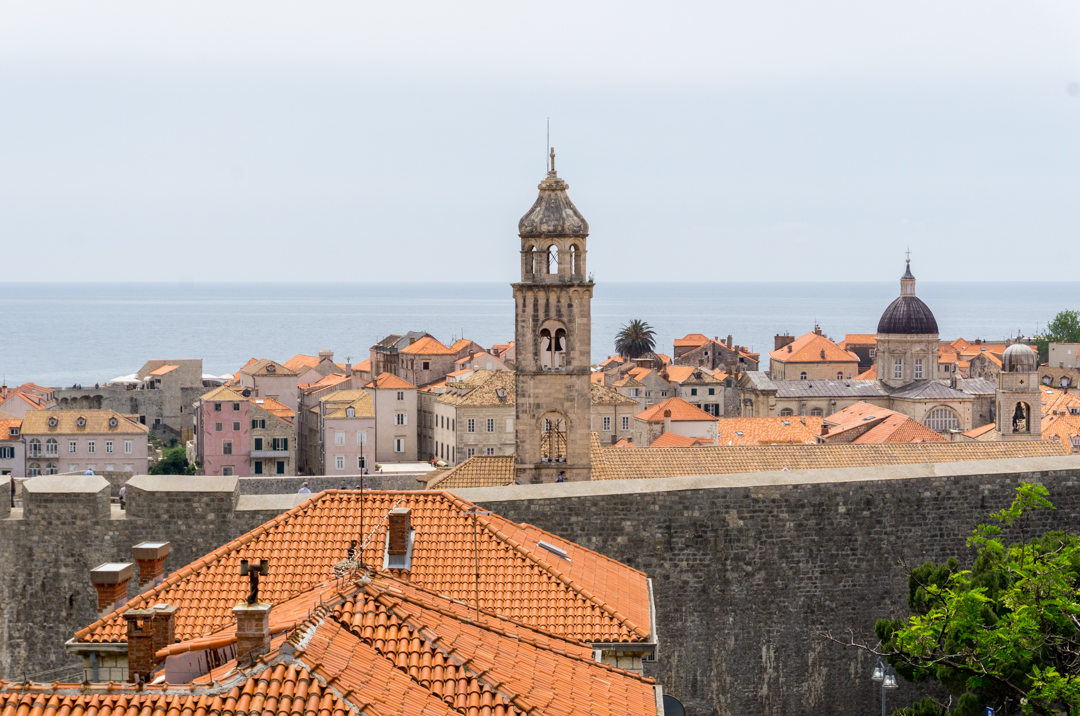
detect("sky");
top-left (1, 2), bottom-right (1079, 283)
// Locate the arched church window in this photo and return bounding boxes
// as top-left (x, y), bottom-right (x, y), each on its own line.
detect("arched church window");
top-left (540, 415), bottom-right (567, 463)
top-left (539, 327), bottom-right (566, 369)
top-left (1011, 402), bottom-right (1031, 433)
top-left (926, 407), bottom-right (960, 432)
top-left (779, 409), bottom-right (793, 417)
top-left (547, 245), bottom-right (558, 275)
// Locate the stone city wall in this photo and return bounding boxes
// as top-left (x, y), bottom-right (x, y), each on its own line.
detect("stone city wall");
top-left (454, 457), bottom-right (1080, 716)
top-left (238, 473), bottom-right (425, 494)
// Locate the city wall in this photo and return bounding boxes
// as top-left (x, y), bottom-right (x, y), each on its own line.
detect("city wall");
top-left (3, 458), bottom-right (1080, 715)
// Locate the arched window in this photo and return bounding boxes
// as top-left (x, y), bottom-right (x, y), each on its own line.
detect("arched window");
top-left (27, 463), bottom-right (41, 477)
top-left (28, 439), bottom-right (40, 458)
top-left (524, 244), bottom-right (537, 275)
top-left (800, 372), bottom-right (807, 380)
top-left (540, 414), bottom-right (567, 463)
top-left (547, 245), bottom-right (558, 275)
top-left (780, 408), bottom-right (794, 416)
top-left (836, 372), bottom-right (843, 380)
top-left (45, 462), bottom-right (58, 475)
top-left (570, 244), bottom-right (580, 276)
top-left (925, 407), bottom-right (960, 432)
top-left (539, 327), bottom-right (567, 369)
top-left (45, 438), bottom-right (58, 456)
top-left (810, 408), bottom-right (823, 417)
top-left (346, 407), bottom-right (355, 418)
top-left (1011, 402), bottom-right (1032, 433)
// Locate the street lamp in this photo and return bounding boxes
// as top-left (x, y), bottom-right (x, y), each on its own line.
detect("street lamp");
top-left (871, 658), bottom-right (899, 715)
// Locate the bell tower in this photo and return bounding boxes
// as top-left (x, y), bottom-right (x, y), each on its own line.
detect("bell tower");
top-left (513, 149), bottom-right (593, 483)
top-left (996, 344), bottom-right (1042, 441)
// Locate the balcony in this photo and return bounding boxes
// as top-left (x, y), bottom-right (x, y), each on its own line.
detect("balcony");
top-left (250, 450), bottom-right (289, 458)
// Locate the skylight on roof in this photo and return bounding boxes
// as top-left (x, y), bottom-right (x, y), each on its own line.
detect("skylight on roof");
top-left (781, 420), bottom-right (790, 426)
top-left (735, 431), bottom-right (744, 436)
top-left (539, 541), bottom-right (569, 561)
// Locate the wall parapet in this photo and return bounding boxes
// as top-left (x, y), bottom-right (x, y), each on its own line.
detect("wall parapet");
top-left (21, 474), bottom-right (111, 521)
top-left (125, 475), bottom-right (239, 521)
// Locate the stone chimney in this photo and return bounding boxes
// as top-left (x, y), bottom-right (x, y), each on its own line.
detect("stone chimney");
top-left (726, 335), bottom-right (733, 349)
top-left (319, 350), bottom-right (334, 361)
top-left (774, 334), bottom-right (794, 351)
top-left (132, 541), bottom-right (170, 588)
top-left (663, 409), bottom-right (672, 434)
top-left (233, 602), bottom-right (272, 666)
top-left (386, 508), bottom-right (412, 574)
top-left (345, 361), bottom-right (353, 377)
top-left (91, 562), bottom-right (133, 615)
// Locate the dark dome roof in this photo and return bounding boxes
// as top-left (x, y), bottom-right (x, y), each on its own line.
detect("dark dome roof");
top-left (1002, 343), bottom-right (1037, 372)
top-left (876, 295), bottom-right (939, 335)
top-left (518, 169), bottom-right (589, 239)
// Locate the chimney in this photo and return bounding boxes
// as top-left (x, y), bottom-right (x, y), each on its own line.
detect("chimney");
top-left (345, 361), bottom-right (353, 377)
top-left (663, 409), bottom-right (672, 434)
top-left (132, 541), bottom-right (170, 588)
top-left (91, 562), bottom-right (133, 615)
top-left (814, 324), bottom-right (822, 336)
top-left (125, 608), bottom-right (156, 682)
top-left (821, 424), bottom-right (829, 436)
top-left (319, 350), bottom-right (334, 361)
top-left (726, 335), bottom-right (733, 349)
top-left (150, 605), bottom-right (177, 667)
top-left (233, 602), bottom-right (272, 666)
top-left (386, 508), bottom-right (413, 572)
top-left (774, 334), bottom-right (794, 351)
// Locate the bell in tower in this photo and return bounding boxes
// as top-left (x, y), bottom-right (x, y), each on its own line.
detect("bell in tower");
top-left (512, 149), bottom-right (594, 483)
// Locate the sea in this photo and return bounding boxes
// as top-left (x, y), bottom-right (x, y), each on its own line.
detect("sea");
top-left (0, 281), bottom-right (1072, 388)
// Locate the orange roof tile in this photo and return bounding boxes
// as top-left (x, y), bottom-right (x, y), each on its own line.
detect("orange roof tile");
top-left (147, 364), bottom-right (179, 377)
top-left (663, 365), bottom-right (720, 385)
top-left (282, 354), bottom-right (321, 372)
top-left (74, 491), bottom-right (650, 647)
top-left (368, 372), bottom-right (417, 390)
top-left (591, 371), bottom-right (605, 384)
top-left (716, 417), bottom-right (822, 445)
top-left (0, 416), bottom-right (22, 441)
top-left (842, 334), bottom-right (877, 346)
top-left (650, 432), bottom-right (711, 447)
top-left (252, 396), bottom-right (295, 420)
top-left (635, 397), bottom-right (715, 423)
top-left (1041, 413), bottom-right (1080, 452)
top-left (449, 338), bottom-right (474, 352)
top-left (599, 355), bottom-right (624, 367)
top-left (674, 333), bottom-right (710, 347)
top-left (855, 365), bottom-right (878, 380)
top-left (769, 332), bottom-right (860, 364)
top-left (400, 336), bottom-right (455, 355)
top-left (962, 422), bottom-right (998, 439)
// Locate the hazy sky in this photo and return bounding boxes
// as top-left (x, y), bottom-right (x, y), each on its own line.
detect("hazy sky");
top-left (2, 2), bottom-right (1079, 283)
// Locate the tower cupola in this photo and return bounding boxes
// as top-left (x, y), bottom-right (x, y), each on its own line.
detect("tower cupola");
top-left (517, 149), bottom-right (588, 283)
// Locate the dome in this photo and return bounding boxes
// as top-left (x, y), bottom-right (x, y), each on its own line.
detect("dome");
top-left (876, 296), bottom-right (939, 335)
top-left (518, 152), bottom-right (589, 239)
top-left (1002, 343), bottom-right (1037, 373)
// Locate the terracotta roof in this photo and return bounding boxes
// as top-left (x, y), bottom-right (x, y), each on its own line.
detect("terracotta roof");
top-left (590, 382), bottom-right (639, 407)
top-left (0, 416), bottom-right (22, 441)
top-left (663, 365), bottom-right (720, 385)
top-left (1042, 413), bottom-right (1080, 452)
top-left (769, 332), bottom-right (860, 364)
top-left (74, 491), bottom-right (650, 647)
top-left (252, 397), bottom-right (296, 420)
top-left (612, 375), bottom-right (644, 389)
top-left (650, 432), bottom-right (712, 447)
top-left (1039, 386), bottom-right (1080, 416)
top-left (822, 402), bottom-right (948, 444)
top-left (591, 371), bottom-right (605, 385)
top-left (200, 386), bottom-right (247, 403)
top-left (716, 417), bottom-right (822, 445)
top-left (449, 339), bottom-right (474, 353)
top-left (842, 334), bottom-right (877, 346)
top-left (436, 371), bottom-right (515, 407)
top-left (656, 353), bottom-right (672, 366)
top-left (590, 432), bottom-right (1067, 481)
top-left (400, 336), bottom-right (455, 356)
top-left (855, 365), bottom-right (878, 380)
top-left (299, 373), bottom-right (352, 391)
top-left (322, 390), bottom-right (376, 419)
top-left (354, 358), bottom-right (371, 372)
top-left (21, 410), bottom-right (147, 435)
top-left (147, 364), bottom-right (179, 377)
top-left (674, 333), bottom-right (710, 347)
top-left (240, 359), bottom-right (298, 378)
top-left (368, 372), bottom-right (417, 391)
top-left (426, 456), bottom-right (516, 489)
top-left (0, 392), bottom-right (48, 411)
top-left (599, 356), bottom-right (625, 367)
top-left (962, 422), bottom-right (998, 439)
top-left (635, 397), bottom-right (715, 423)
top-left (282, 354), bottom-right (321, 372)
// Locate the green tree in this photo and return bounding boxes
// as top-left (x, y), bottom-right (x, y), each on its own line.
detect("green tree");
top-left (1035, 310), bottom-right (1080, 363)
top-left (614, 319), bottom-right (657, 359)
top-left (149, 445), bottom-right (197, 475)
top-left (873, 483), bottom-right (1080, 715)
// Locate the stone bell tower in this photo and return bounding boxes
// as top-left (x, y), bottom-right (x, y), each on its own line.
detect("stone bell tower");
top-left (996, 343), bottom-right (1042, 441)
top-left (513, 149), bottom-right (593, 483)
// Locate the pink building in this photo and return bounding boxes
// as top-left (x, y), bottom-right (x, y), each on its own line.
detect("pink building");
top-left (319, 390), bottom-right (376, 475)
top-left (20, 409), bottom-right (149, 475)
top-left (195, 387), bottom-right (251, 477)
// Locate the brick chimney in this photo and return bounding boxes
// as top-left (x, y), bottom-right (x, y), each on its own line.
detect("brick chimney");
top-left (663, 409), bottom-right (672, 434)
top-left (132, 541), bottom-right (170, 588)
top-left (125, 609), bottom-right (156, 682)
top-left (91, 562), bottom-right (133, 615)
top-left (386, 508), bottom-right (412, 574)
top-left (151, 604), bottom-right (177, 658)
top-left (232, 603), bottom-right (272, 666)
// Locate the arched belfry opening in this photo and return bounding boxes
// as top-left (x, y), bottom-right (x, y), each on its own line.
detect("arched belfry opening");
top-left (513, 147), bottom-right (593, 482)
top-left (1012, 402), bottom-right (1031, 433)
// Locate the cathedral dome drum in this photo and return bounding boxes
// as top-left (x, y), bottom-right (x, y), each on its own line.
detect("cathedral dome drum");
top-left (1001, 343), bottom-right (1038, 373)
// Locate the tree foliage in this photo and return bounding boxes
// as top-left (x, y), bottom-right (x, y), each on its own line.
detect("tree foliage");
top-left (1035, 310), bottom-right (1080, 362)
top-left (876, 483), bottom-right (1080, 715)
top-left (614, 319), bottom-right (657, 360)
top-left (149, 445), bottom-right (197, 475)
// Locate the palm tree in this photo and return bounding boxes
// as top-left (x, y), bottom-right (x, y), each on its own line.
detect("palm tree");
top-left (614, 320), bottom-right (657, 359)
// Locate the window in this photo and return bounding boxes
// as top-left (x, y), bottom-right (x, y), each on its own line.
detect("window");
top-left (346, 407), bottom-right (355, 418)
top-left (7, 427), bottom-right (17, 437)
top-left (486, 418), bottom-right (495, 433)
top-left (422, 361), bottom-right (430, 371)
top-left (251, 419), bottom-right (266, 429)
top-left (222, 466), bottom-right (234, 476)
top-left (357, 431), bottom-right (367, 446)
top-left (45, 439), bottom-right (57, 456)
top-left (105, 441), bottom-right (113, 453)
top-left (214, 403), bottom-right (222, 412)
top-left (690, 388), bottom-right (698, 396)
top-left (394, 438), bottom-right (405, 453)
top-left (708, 388), bottom-right (715, 396)
top-left (506, 418), bottom-right (514, 432)
top-left (0, 447), bottom-right (12, 459)
top-left (272, 438), bottom-right (288, 451)
top-left (800, 372), bottom-right (807, 380)
top-left (836, 372), bottom-right (843, 380)
top-left (926, 407), bottom-right (960, 432)
top-left (28, 463), bottom-right (40, 477)
top-left (69, 440), bottom-right (77, 453)
top-left (629, 388), bottom-right (639, 397)
top-left (914, 358), bottom-right (923, 379)
top-left (223, 441), bottom-right (233, 455)
top-left (621, 416), bottom-right (630, 431)
top-left (397, 391), bottom-right (405, 401)
top-left (28, 439), bottom-right (40, 458)
top-left (467, 447), bottom-right (475, 458)
top-left (396, 413), bottom-right (407, 426)
top-left (486, 447), bottom-right (495, 456)
top-left (69, 464), bottom-right (77, 473)
top-left (780, 409), bottom-right (794, 416)
top-left (335, 431), bottom-right (345, 446)
top-left (467, 419), bottom-right (476, 433)
top-left (644, 391), bottom-right (652, 398)
top-left (893, 358), bottom-right (903, 379)
top-left (661, 391), bottom-right (668, 397)
top-left (335, 455), bottom-right (345, 470)
top-left (46, 463), bottom-right (58, 475)
top-left (602, 416), bottom-right (612, 431)
top-left (123, 464), bottom-right (133, 472)
top-left (233, 403), bottom-right (241, 411)
top-left (253, 437), bottom-right (263, 450)
top-left (233, 421), bottom-right (241, 431)
top-left (124, 441), bottom-right (132, 454)
top-left (254, 461), bottom-right (263, 475)
top-left (810, 408), bottom-right (823, 417)
top-left (357, 456), bottom-right (366, 469)
top-left (105, 464), bottom-right (115, 472)
top-left (215, 422), bottom-right (223, 432)
top-left (87, 441), bottom-right (95, 454)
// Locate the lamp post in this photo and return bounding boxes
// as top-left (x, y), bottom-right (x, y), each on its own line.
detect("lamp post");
top-left (871, 658), bottom-right (899, 715)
